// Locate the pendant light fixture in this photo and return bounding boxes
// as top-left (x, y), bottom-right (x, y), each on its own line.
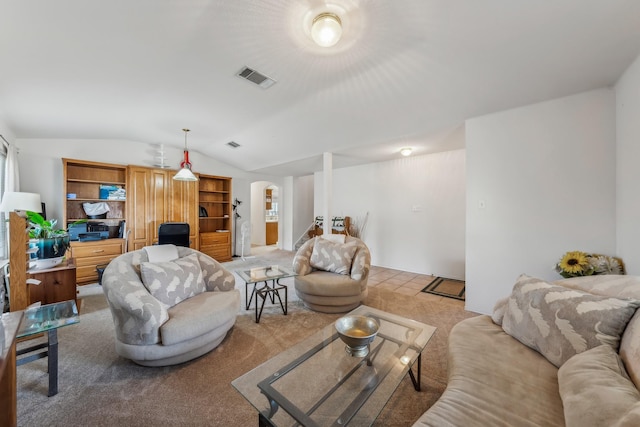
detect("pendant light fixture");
top-left (173, 128), bottom-right (198, 181)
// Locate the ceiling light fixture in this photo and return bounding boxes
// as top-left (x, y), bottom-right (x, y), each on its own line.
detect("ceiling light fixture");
top-left (400, 147), bottom-right (413, 156)
top-left (173, 128), bottom-right (198, 181)
top-left (311, 12), bottom-right (343, 47)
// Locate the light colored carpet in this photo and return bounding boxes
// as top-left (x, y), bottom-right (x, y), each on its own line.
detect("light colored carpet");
top-left (223, 248), bottom-right (295, 270)
top-left (16, 253), bottom-right (477, 427)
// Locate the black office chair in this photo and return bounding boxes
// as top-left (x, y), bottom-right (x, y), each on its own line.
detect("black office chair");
top-left (158, 222), bottom-right (190, 247)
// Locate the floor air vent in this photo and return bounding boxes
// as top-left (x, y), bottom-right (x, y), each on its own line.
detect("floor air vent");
top-left (236, 66), bottom-right (276, 89)
top-left (227, 141), bottom-right (240, 148)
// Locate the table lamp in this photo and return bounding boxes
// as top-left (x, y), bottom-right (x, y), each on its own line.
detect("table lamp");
top-left (0, 191), bottom-right (42, 216)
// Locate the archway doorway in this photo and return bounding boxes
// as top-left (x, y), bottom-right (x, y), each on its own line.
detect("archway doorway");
top-left (249, 181), bottom-right (280, 255)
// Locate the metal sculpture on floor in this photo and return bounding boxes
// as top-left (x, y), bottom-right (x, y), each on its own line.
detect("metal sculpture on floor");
top-left (232, 198), bottom-right (242, 256)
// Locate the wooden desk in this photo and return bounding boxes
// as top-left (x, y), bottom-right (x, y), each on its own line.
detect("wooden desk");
top-left (27, 259), bottom-right (77, 307)
top-left (0, 311), bottom-right (24, 427)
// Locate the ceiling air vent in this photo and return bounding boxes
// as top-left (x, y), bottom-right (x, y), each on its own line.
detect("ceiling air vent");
top-left (227, 141), bottom-right (241, 148)
top-left (236, 66), bottom-right (276, 89)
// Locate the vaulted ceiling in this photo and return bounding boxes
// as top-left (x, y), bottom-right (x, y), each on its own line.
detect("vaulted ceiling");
top-left (2, 1), bottom-right (640, 176)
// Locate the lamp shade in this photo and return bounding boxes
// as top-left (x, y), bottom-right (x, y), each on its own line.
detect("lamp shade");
top-left (173, 128), bottom-right (199, 181)
top-left (173, 167), bottom-right (198, 181)
top-left (0, 192), bottom-right (42, 213)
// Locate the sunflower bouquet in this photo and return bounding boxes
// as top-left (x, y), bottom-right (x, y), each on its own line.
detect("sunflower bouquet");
top-left (555, 251), bottom-right (625, 278)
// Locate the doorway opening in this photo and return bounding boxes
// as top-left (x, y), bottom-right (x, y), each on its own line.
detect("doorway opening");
top-left (249, 181), bottom-right (279, 256)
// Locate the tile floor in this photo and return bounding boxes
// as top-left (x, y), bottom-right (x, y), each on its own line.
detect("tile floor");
top-left (251, 244), bottom-right (466, 308)
top-left (368, 265), bottom-right (466, 307)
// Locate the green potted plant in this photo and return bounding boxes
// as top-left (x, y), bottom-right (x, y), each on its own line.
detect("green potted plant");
top-left (25, 211), bottom-right (83, 262)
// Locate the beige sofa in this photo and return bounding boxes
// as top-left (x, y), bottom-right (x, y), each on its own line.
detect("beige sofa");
top-left (414, 274), bottom-right (640, 427)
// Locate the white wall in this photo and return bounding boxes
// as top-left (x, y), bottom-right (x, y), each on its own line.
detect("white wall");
top-left (466, 89), bottom-right (617, 314)
top-left (0, 121), bottom-right (16, 195)
top-left (250, 181), bottom-right (269, 246)
top-left (616, 53), bottom-right (640, 274)
top-left (0, 121), bottom-right (16, 147)
top-left (315, 149), bottom-right (466, 279)
top-left (292, 175), bottom-right (314, 246)
top-left (281, 176), bottom-right (293, 250)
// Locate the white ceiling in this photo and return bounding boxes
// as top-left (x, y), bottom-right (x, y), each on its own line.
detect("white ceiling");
top-left (1, 0), bottom-right (640, 176)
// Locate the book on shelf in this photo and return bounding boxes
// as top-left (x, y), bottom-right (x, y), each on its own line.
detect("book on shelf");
top-left (100, 185), bottom-right (126, 200)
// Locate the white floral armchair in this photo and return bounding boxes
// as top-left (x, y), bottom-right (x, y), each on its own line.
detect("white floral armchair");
top-left (102, 246), bottom-right (240, 366)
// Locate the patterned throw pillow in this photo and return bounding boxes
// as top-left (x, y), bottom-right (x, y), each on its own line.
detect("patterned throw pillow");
top-left (140, 253), bottom-right (206, 307)
top-left (321, 233), bottom-right (346, 244)
top-left (491, 296), bottom-right (509, 326)
top-left (501, 274), bottom-right (640, 367)
top-left (310, 238), bottom-right (358, 275)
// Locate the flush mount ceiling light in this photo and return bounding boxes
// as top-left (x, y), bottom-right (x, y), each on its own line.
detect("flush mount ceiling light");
top-left (400, 147), bottom-right (413, 156)
top-left (173, 128), bottom-right (198, 181)
top-left (311, 12), bottom-right (343, 47)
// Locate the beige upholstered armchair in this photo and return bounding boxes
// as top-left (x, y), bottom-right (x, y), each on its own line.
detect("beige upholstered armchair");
top-left (293, 236), bottom-right (371, 313)
top-left (102, 245), bottom-right (240, 366)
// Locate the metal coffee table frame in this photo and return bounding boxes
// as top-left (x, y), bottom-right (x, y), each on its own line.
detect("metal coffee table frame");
top-left (16, 300), bottom-right (79, 396)
top-left (237, 266), bottom-right (296, 323)
top-left (233, 305), bottom-right (436, 427)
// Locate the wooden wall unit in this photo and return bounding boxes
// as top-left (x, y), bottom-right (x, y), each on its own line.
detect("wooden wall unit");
top-left (128, 166), bottom-right (150, 251)
top-left (199, 231), bottom-right (231, 261)
top-left (198, 174), bottom-right (232, 262)
top-left (62, 160), bottom-right (224, 267)
top-left (8, 213), bottom-right (29, 312)
top-left (148, 168), bottom-right (170, 247)
top-left (70, 239), bottom-right (125, 285)
top-left (63, 158), bottom-right (127, 228)
top-left (127, 166), bottom-right (199, 250)
top-left (168, 178), bottom-right (199, 247)
top-left (63, 159), bottom-right (127, 287)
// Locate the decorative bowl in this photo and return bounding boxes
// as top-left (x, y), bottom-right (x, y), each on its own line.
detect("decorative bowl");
top-left (335, 315), bottom-right (379, 357)
top-left (29, 256), bottom-right (64, 271)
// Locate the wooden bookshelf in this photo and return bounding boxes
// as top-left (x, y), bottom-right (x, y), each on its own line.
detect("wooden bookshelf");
top-left (62, 159), bottom-right (128, 286)
top-left (198, 174), bottom-right (232, 261)
top-left (63, 159), bottom-right (127, 227)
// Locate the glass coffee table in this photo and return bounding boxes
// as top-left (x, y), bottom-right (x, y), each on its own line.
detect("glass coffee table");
top-left (16, 300), bottom-right (79, 396)
top-left (236, 265), bottom-right (296, 323)
top-left (232, 305), bottom-right (436, 426)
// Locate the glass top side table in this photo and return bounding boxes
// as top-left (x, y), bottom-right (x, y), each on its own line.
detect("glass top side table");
top-left (17, 300), bottom-right (79, 396)
top-left (236, 265), bottom-right (296, 323)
